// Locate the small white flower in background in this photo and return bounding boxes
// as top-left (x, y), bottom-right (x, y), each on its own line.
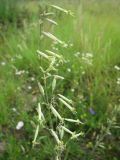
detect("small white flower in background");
top-left (82, 71), bottom-right (85, 75)
top-left (12, 108), bottom-right (17, 112)
top-left (15, 70), bottom-right (25, 76)
top-left (16, 121), bottom-right (24, 130)
top-left (86, 53), bottom-right (93, 58)
top-left (28, 86), bottom-right (32, 90)
top-left (82, 52), bottom-right (93, 66)
top-left (69, 43), bottom-right (73, 47)
top-left (31, 77), bottom-right (35, 81)
top-left (117, 78), bottom-right (120, 85)
top-left (1, 62), bottom-right (6, 66)
top-left (74, 52), bottom-right (80, 57)
top-left (67, 68), bottom-right (71, 72)
top-left (71, 88), bottom-right (75, 92)
top-left (114, 65), bottom-right (120, 71)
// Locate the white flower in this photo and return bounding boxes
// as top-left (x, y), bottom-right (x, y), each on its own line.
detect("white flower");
top-left (31, 77), bottom-right (35, 81)
top-left (114, 65), bottom-right (120, 71)
top-left (71, 88), bottom-right (75, 92)
top-left (67, 68), bottom-right (71, 72)
top-left (12, 108), bottom-right (17, 112)
top-left (15, 70), bottom-right (25, 75)
top-left (16, 121), bottom-right (24, 130)
top-left (81, 52), bottom-right (93, 66)
top-left (74, 52), bottom-right (80, 57)
top-left (69, 43), bottom-right (73, 47)
top-left (1, 62), bottom-right (6, 66)
top-left (82, 71), bottom-right (85, 75)
top-left (28, 86), bottom-right (32, 90)
top-left (86, 53), bottom-right (93, 58)
top-left (117, 78), bottom-right (120, 85)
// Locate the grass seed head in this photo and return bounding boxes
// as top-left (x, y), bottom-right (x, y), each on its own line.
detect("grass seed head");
top-left (58, 97), bottom-right (75, 113)
top-left (38, 82), bottom-right (45, 97)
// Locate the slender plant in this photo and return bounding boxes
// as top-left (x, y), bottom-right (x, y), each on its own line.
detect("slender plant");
top-left (32, 5), bottom-right (84, 160)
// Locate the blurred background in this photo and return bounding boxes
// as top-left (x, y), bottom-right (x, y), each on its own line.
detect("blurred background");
top-left (0, 0), bottom-right (120, 160)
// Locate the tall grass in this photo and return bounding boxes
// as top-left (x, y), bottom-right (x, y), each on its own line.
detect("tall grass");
top-left (0, 0), bottom-right (19, 23)
top-left (0, 1), bottom-right (120, 160)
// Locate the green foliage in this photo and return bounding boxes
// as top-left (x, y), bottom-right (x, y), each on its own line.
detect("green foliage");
top-left (0, 0), bottom-right (120, 160)
top-left (0, 0), bottom-right (19, 22)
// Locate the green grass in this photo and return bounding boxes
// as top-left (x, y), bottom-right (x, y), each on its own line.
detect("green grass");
top-left (0, 0), bottom-right (120, 159)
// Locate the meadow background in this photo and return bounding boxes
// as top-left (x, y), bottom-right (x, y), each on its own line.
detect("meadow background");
top-left (0, 0), bottom-right (120, 159)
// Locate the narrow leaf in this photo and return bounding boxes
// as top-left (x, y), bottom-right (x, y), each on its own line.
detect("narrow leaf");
top-left (52, 77), bottom-right (56, 92)
top-left (58, 94), bottom-right (73, 104)
top-left (38, 82), bottom-right (45, 96)
top-left (42, 31), bottom-right (64, 44)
